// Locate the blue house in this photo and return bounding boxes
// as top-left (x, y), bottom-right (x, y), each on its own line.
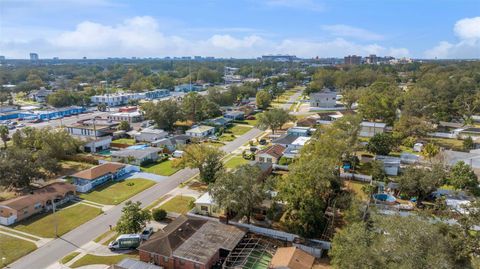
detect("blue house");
top-left (145, 89), bottom-right (170, 99)
top-left (287, 127), bottom-right (312, 137)
top-left (70, 163), bottom-right (128, 192)
top-left (224, 111), bottom-right (245, 120)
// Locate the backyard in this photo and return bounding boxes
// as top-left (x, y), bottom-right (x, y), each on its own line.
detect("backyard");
top-left (345, 180), bottom-right (369, 201)
top-left (159, 195), bottom-right (195, 214)
top-left (141, 160), bottom-right (180, 176)
top-left (79, 178), bottom-right (155, 205)
top-left (13, 204), bottom-right (102, 238)
top-left (0, 234), bottom-right (37, 266)
top-left (112, 138), bottom-right (136, 145)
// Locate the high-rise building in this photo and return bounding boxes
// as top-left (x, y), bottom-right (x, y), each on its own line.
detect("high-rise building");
top-left (29, 53), bottom-right (39, 61)
top-left (344, 55), bottom-right (362, 65)
top-left (365, 54), bottom-right (378, 64)
top-left (0, 56), bottom-right (5, 61)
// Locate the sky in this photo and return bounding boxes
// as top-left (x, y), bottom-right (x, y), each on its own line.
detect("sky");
top-left (0, 0), bottom-right (479, 59)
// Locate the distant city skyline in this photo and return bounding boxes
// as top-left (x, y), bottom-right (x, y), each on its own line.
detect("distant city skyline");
top-left (1, 0), bottom-right (479, 59)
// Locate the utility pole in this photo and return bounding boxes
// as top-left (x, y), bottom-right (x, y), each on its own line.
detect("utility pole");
top-left (52, 199), bottom-right (58, 237)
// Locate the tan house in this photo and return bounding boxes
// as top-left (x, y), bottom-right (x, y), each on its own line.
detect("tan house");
top-left (0, 182), bottom-right (76, 226)
top-left (256, 144), bottom-right (286, 164)
top-left (269, 247), bottom-right (315, 269)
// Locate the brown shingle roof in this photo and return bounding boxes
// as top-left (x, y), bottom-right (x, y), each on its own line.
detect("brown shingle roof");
top-left (71, 163), bottom-right (125, 180)
top-left (257, 144), bottom-right (286, 159)
top-left (0, 182), bottom-right (76, 211)
top-left (270, 247), bottom-right (315, 269)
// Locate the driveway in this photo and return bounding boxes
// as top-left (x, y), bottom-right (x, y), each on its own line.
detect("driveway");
top-left (126, 172), bottom-right (168, 182)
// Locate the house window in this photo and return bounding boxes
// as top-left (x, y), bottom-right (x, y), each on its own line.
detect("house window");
top-left (23, 209), bottom-right (28, 215)
top-left (200, 206), bottom-right (208, 211)
top-left (163, 257), bottom-right (169, 263)
top-left (194, 263), bottom-right (200, 269)
top-left (179, 260), bottom-right (185, 265)
top-left (267, 158), bottom-right (272, 163)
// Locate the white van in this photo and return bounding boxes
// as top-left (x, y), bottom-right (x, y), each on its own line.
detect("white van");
top-left (108, 234), bottom-right (141, 250)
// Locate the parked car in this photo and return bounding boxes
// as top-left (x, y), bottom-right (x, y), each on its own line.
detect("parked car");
top-left (259, 139), bottom-right (267, 145)
top-left (172, 150), bottom-right (184, 158)
top-left (141, 227), bottom-right (154, 240)
top-left (16, 123), bottom-right (25, 128)
top-left (108, 234), bottom-right (141, 250)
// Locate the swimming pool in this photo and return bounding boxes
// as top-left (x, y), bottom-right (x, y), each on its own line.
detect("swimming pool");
top-left (126, 144), bottom-right (148, 150)
top-left (373, 193), bottom-right (397, 203)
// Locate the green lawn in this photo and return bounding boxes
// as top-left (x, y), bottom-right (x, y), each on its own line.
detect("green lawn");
top-left (112, 138), bottom-right (136, 145)
top-left (60, 252), bottom-right (80, 264)
top-left (13, 204), bottom-right (102, 238)
top-left (219, 134), bottom-right (237, 142)
top-left (0, 234), bottom-right (37, 266)
top-left (346, 180), bottom-right (369, 201)
top-left (159, 196), bottom-right (195, 214)
top-left (426, 137), bottom-right (464, 151)
top-left (70, 253), bottom-right (138, 268)
top-left (79, 179), bottom-right (155, 205)
top-left (227, 124), bottom-right (252, 136)
top-left (225, 155), bottom-right (249, 169)
top-left (141, 160), bottom-right (180, 176)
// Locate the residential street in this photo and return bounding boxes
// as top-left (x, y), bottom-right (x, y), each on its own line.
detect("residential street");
top-left (7, 127), bottom-right (262, 269)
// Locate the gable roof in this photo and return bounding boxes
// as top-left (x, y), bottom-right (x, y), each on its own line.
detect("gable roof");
top-left (272, 134), bottom-right (298, 145)
top-left (111, 147), bottom-right (161, 160)
top-left (186, 125), bottom-right (215, 134)
top-left (71, 163), bottom-right (125, 180)
top-left (270, 247), bottom-right (315, 269)
top-left (257, 144), bottom-right (286, 159)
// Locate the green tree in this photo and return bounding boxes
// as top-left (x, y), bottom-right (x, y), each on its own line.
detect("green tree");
top-left (173, 144), bottom-right (224, 183)
top-left (209, 164), bottom-right (266, 223)
top-left (393, 116), bottom-right (434, 138)
top-left (152, 208), bottom-right (167, 221)
top-left (0, 125), bottom-right (8, 149)
top-left (117, 121), bottom-right (131, 131)
top-left (357, 82), bottom-right (401, 125)
top-left (421, 143), bottom-right (440, 161)
top-left (116, 201), bottom-right (151, 234)
top-left (463, 136), bottom-right (474, 151)
top-left (398, 165), bottom-right (445, 205)
top-left (331, 215), bottom-right (466, 269)
top-left (365, 133), bottom-right (394, 155)
top-left (0, 148), bottom-right (45, 189)
top-left (256, 108), bottom-right (293, 134)
top-left (142, 100), bottom-right (183, 131)
top-left (448, 161), bottom-right (479, 193)
top-left (255, 90), bottom-right (271, 110)
top-left (181, 92), bottom-right (220, 122)
top-left (97, 103), bottom-right (107, 112)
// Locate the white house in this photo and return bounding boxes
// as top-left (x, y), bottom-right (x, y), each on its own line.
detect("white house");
top-left (309, 88), bottom-right (337, 108)
top-left (375, 155), bottom-right (401, 176)
top-left (194, 192), bottom-right (222, 217)
top-left (107, 111), bottom-right (143, 123)
top-left (359, 122), bottom-right (386, 137)
top-left (185, 125), bottom-right (215, 138)
top-left (82, 137), bottom-right (112, 153)
top-left (134, 128), bottom-right (168, 142)
top-left (111, 147), bottom-right (162, 166)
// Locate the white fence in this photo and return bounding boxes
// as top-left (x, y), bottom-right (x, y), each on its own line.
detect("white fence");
top-left (340, 172), bottom-right (372, 182)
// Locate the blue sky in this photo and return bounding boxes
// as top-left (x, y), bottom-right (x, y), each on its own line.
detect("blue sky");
top-left (0, 0), bottom-right (479, 59)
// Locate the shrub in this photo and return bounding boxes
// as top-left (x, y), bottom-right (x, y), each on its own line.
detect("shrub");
top-left (152, 208), bottom-right (167, 221)
top-left (126, 182), bottom-right (135, 187)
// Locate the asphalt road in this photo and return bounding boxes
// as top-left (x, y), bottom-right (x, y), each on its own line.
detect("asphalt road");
top-left (8, 127), bottom-right (262, 269)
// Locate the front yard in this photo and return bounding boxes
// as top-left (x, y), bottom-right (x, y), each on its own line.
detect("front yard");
top-left (159, 195), bottom-right (195, 214)
top-left (225, 155), bottom-right (249, 169)
top-left (227, 124), bottom-right (252, 136)
top-left (70, 252), bottom-right (138, 268)
top-left (13, 204), bottom-right (102, 238)
top-left (79, 178), bottom-right (155, 205)
top-left (141, 160), bottom-right (180, 176)
top-left (0, 234), bottom-right (37, 266)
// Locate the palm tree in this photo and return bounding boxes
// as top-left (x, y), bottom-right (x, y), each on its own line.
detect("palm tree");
top-left (0, 125), bottom-right (8, 149)
top-left (421, 143), bottom-right (440, 161)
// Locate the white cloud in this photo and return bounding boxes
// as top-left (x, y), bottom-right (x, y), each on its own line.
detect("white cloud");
top-left (0, 16), bottom-right (410, 59)
top-left (425, 16), bottom-right (480, 59)
top-left (321, 24), bottom-right (384, 41)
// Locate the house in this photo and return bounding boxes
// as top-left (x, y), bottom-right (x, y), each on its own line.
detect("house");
top-left (296, 117), bottom-right (318, 127)
top-left (375, 155), bottom-right (401, 176)
top-left (359, 122), bottom-right (386, 137)
top-left (119, 106), bottom-right (138, 113)
top-left (111, 147), bottom-right (162, 166)
top-left (66, 118), bottom-right (119, 138)
top-left (309, 88), bottom-right (336, 108)
top-left (91, 90), bottom-right (170, 106)
top-left (272, 134), bottom-right (299, 148)
top-left (138, 215), bottom-right (246, 269)
top-left (172, 135), bottom-right (191, 145)
top-left (287, 127), bottom-right (312, 137)
top-left (134, 128), bottom-right (168, 143)
top-left (204, 117), bottom-right (233, 127)
top-left (269, 247), bottom-right (315, 269)
top-left (442, 149), bottom-right (480, 176)
top-left (28, 88), bottom-right (53, 102)
top-left (0, 182), bottom-right (76, 226)
top-left (108, 111), bottom-right (143, 123)
top-left (290, 136), bottom-right (311, 150)
top-left (256, 144), bottom-right (286, 163)
top-left (224, 111), bottom-right (245, 120)
top-left (174, 84), bottom-right (203, 92)
top-left (71, 163), bottom-right (129, 192)
top-left (151, 138), bottom-right (177, 153)
top-left (194, 192), bottom-right (222, 217)
top-left (110, 258), bottom-right (163, 269)
top-left (186, 125), bottom-right (215, 138)
top-left (81, 136), bottom-right (112, 153)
